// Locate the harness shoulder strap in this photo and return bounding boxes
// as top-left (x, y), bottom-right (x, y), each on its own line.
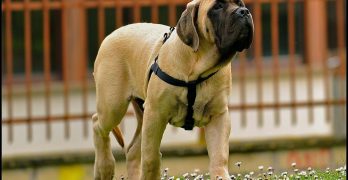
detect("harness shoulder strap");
top-left (149, 59), bottom-right (217, 87)
top-left (150, 57), bottom-right (187, 87)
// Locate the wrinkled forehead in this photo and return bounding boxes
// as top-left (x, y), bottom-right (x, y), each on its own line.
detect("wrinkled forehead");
top-left (202, 0), bottom-right (240, 5)
top-left (198, 0), bottom-right (243, 13)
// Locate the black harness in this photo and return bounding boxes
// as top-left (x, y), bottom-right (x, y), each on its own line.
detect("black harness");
top-left (148, 27), bottom-right (217, 131)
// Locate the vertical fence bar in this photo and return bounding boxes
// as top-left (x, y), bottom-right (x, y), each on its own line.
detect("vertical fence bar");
top-left (303, 1), bottom-right (314, 125)
top-left (336, 0), bottom-right (346, 121)
top-left (133, 0), bottom-right (140, 23)
top-left (239, 52), bottom-right (247, 128)
top-left (115, 0), bottom-right (123, 28)
top-left (24, 0), bottom-right (33, 141)
top-left (151, 0), bottom-right (159, 23)
top-left (168, 1), bottom-right (176, 27)
top-left (61, 0), bottom-right (70, 139)
top-left (98, 0), bottom-right (105, 44)
top-left (43, 0), bottom-right (52, 140)
top-left (321, 0), bottom-right (331, 123)
top-left (306, 68), bottom-right (314, 124)
top-left (253, 0), bottom-right (263, 127)
top-left (80, 0), bottom-right (89, 138)
top-left (271, 0), bottom-right (280, 126)
top-left (336, 0), bottom-right (346, 77)
top-left (5, 0), bottom-right (14, 143)
top-left (287, 0), bottom-right (297, 125)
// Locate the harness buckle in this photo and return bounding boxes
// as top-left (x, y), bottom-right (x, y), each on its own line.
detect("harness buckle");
top-left (163, 33), bottom-right (169, 43)
top-left (163, 27), bottom-right (175, 44)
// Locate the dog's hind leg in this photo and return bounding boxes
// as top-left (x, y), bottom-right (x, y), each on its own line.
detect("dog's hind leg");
top-left (93, 69), bottom-right (131, 180)
top-left (126, 98), bottom-right (144, 180)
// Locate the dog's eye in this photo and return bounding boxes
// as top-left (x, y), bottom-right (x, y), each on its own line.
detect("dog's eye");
top-left (234, 0), bottom-right (244, 7)
top-left (213, 1), bottom-right (225, 10)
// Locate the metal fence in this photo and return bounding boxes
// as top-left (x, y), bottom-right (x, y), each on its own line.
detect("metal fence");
top-left (2, 0), bottom-right (346, 147)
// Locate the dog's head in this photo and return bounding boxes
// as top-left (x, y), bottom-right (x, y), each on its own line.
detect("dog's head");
top-left (177, 0), bottom-right (254, 57)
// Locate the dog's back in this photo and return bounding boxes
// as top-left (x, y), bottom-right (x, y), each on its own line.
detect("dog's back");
top-left (93, 23), bottom-right (170, 99)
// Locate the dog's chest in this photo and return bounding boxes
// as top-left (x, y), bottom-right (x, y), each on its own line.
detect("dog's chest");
top-left (168, 85), bottom-right (226, 128)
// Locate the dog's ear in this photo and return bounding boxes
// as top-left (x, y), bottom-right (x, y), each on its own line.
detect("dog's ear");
top-left (177, 0), bottom-right (200, 52)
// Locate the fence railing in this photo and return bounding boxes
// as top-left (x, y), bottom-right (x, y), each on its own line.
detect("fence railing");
top-left (2, 0), bottom-right (346, 148)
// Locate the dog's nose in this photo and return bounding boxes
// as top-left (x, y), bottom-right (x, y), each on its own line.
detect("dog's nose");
top-left (235, 7), bottom-right (250, 17)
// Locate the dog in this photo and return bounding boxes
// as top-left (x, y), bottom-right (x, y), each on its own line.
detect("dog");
top-left (92, 0), bottom-right (253, 179)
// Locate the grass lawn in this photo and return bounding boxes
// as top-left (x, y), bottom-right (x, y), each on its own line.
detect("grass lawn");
top-left (163, 165), bottom-right (346, 180)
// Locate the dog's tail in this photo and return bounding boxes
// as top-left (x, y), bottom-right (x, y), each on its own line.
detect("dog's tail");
top-left (110, 98), bottom-right (144, 151)
top-left (93, 112), bottom-right (125, 149)
top-left (112, 127), bottom-right (125, 148)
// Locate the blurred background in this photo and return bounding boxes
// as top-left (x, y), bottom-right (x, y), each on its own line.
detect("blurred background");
top-left (2, 0), bottom-right (346, 179)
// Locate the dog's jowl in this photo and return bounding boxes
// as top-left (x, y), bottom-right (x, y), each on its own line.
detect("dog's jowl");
top-left (92, 0), bottom-right (253, 179)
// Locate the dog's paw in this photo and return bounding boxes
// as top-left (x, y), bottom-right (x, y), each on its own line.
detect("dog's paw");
top-left (94, 158), bottom-right (116, 180)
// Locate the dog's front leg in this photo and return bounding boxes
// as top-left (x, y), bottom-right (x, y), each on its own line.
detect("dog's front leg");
top-left (204, 108), bottom-right (231, 180)
top-left (140, 107), bottom-right (167, 180)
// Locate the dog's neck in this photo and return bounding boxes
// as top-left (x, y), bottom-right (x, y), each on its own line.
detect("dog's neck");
top-left (158, 33), bottom-right (235, 82)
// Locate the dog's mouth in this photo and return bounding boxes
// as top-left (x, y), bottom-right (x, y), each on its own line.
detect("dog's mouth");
top-left (233, 19), bottom-right (254, 52)
top-left (214, 20), bottom-right (253, 56)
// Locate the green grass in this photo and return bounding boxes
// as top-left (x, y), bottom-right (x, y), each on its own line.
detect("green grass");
top-left (163, 166), bottom-right (346, 180)
top-left (253, 170), bottom-right (347, 180)
top-left (170, 171), bottom-right (346, 179)
top-left (313, 170), bottom-right (346, 180)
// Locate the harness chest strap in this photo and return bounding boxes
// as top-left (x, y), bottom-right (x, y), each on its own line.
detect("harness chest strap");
top-left (148, 27), bottom-right (217, 131)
